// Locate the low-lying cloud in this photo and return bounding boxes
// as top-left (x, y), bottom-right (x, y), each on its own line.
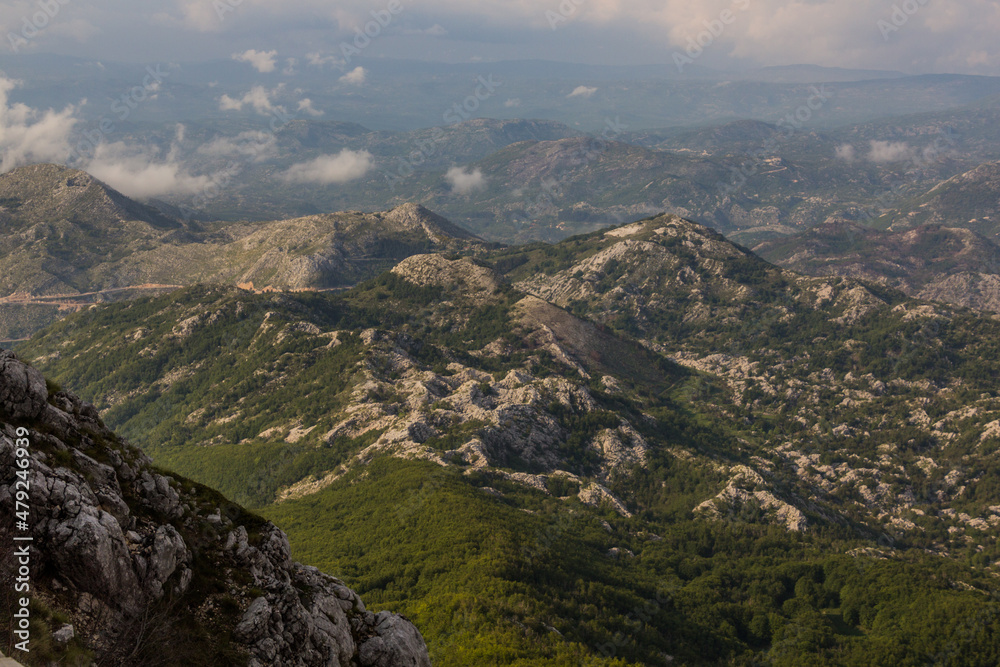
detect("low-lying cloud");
top-left (195, 131), bottom-right (278, 162)
top-left (567, 85), bottom-right (598, 99)
top-left (867, 140), bottom-right (915, 163)
top-left (280, 149), bottom-right (374, 185)
top-left (306, 52), bottom-right (345, 68)
top-left (338, 66), bottom-right (367, 86)
top-left (0, 76), bottom-right (78, 172)
top-left (445, 166), bottom-right (487, 195)
top-left (232, 49), bottom-right (278, 73)
top-left (83, 127), bottom-right (213, 199)
top-left (834, 144), bottom-right (856, 162)
top-left (219, 86), bottom-right (284, 114)
top-left (297, 99), bottom-right (324, 117)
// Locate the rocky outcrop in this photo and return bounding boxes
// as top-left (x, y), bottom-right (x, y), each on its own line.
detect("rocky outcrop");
top-left (0, 649), bottom-right (26, 666)
top-left (391, 254), bottom-right (502, 294)
top-left (0, 350), bottom-right (430, 666)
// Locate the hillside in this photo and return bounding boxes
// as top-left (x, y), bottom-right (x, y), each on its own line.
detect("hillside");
top-left (755, 220), bottom-right (1000, 312)
top-left (0, 164), bottom-right (183, 298)
top-left (876, 161), bottom-right (1000, 239)
top-left (16, 213), bottom-right (1000, 664)
top-left (0, 164), bottom-right (485, 341)
top-left (0, 350), bottom-right (430, 665)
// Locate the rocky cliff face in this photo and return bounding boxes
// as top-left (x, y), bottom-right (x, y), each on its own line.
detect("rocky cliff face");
top-left (0, 350), bottom-right (430, 666)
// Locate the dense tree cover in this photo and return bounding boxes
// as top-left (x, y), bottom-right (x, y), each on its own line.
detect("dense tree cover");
top-left (265, 457), bottom-right (1000, 666)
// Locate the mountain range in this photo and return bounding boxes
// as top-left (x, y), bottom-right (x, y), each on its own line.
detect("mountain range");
top-left (9, 201), bottom-right (1000, 664)
top-left (5, 44), bottom-right (1000, 667)
top-left (756, 220), bottom-right (1000, 312)
top-left (0, 164), bottom-right (485, 341)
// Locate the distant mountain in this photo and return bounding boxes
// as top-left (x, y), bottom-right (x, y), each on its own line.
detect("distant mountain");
top-left (734, 64), bottom-right (907, 83)
top-left (0, 163), bottom-right (181, 296)
top-left (0, 164), bottom-right (484, 341)
top-left (877, 161), bottom-right (1000, 239)
top-left (756, 220), bottom-right (1000, 312)
top-left (272, 118), bottom-right (581, 166)
top-left (628, 120), bottom-right (785, 154)
top-left (180, 109), bottom-right (997, 245)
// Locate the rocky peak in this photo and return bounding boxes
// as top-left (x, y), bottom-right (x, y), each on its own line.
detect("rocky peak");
top-left (383, 203), bottom-right (480, 241)
top-left (392, 253), bottom-right (503, 294)
top-left (0, 163), bottom-right (178, 230)
top-left (0, 350), bottom-right (430, 666)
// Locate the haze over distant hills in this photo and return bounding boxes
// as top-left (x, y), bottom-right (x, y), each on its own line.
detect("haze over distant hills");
top-left (4, 154), bottom-right (1000, 345)
top-left (756, 220), bottom-right (1000, 313)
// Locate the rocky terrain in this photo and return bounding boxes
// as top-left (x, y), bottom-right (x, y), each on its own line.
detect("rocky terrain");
top-left (22, 213), bottom-right (1000, 549)
top-left (7, 179), bottom-right (1000, 662)
top-left (756, 220), bottom-right (1000, 312)
top-left (876, 161), bottom-right (1000, 240)
top-left (0, 350), bottom-right (430, 666)
top-left (0, 164), bottom-right (485, 340)
top-left (14, 211), bottom-right (1000, 664)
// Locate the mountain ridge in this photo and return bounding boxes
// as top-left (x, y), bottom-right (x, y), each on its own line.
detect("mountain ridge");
top-left (756, 219), bottom-right (1000, 312)
top-left (0, 165), bottom-right (487, 341)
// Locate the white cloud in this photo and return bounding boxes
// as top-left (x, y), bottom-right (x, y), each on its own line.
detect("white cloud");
top-left (445, 166), bottom-right (486, 195)
top-left (176, 0), bottom-right (223, 32)
top-left (233, 49), bottom-right (278, 73)
top-left (567, 85), bottom-right (598, 99)
top-left (0, 76), bottom-right (79, 172)
top-left (297, 99), bottom-right (324, 117)
top-left (219, 86), bottom-right (284, 114)
top-left (195, 131), bottom-right (277, 161)
top-left (83, 129), bottom-right (212, 199)
top-left (834, 144), bottom-right (856, 162)
top-left (504, 98), bottom-right (522, 108)
top-left (867, 140), bottom-right (915, 163)
top-left (280, 150), bottom-right (374, 184)
top-left (338, 67), bottom-right (367, 86)
top-left (306, 52), bottom-right (346, 68)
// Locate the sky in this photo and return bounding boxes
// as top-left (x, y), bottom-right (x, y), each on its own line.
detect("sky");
top-left (1, 0), bottom-right (999, 75)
